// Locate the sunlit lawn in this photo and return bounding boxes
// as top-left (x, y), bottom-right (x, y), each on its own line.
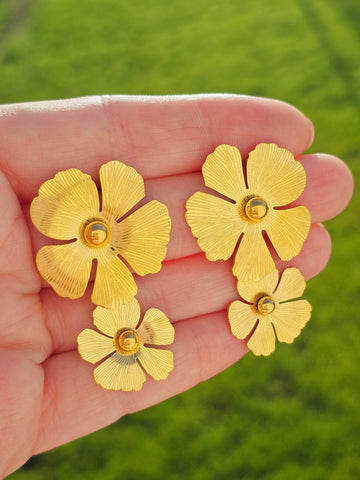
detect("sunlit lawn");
top-left (2, 0), bottom-right (359, 478)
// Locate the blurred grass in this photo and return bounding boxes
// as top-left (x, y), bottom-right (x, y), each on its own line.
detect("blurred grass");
top-left (2, 0), bottom-right (359, 478)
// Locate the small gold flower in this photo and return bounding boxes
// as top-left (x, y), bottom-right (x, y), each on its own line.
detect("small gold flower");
top-left (186, 144), bottom-right (311, 282)
top-left (77, 298), bottom-right (175, 391)
top-left (30, 161), bottom-right (171, 308)
top-left (228, 268), bottom-right (311, 356)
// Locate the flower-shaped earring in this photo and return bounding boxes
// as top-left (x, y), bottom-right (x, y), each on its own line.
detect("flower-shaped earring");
top-left (186, 144), bottom-right (311, 282)
top-left (229, 268), bottom-right (311, 355)
top-left (228, 268), bottom-right (311, 356)
top-left (77, 298), bottom-right (175, 391)
top-left (30, 161), bottom-right (171, 308)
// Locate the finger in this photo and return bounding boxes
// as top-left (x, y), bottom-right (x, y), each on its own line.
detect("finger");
top-left (0, 171), bottom-right (51, 364)
top-left (26, 152), bottom-right (350, 262)
top-left (0, 94), bottom-right (314, 202)
top-left (41, 223), bottom-right (330, 354)
top-left (0, 349), bottom-right (43, 478)
top-left (36, 309), bottom-right (248, 454)
top-left (295, 153), bottom-right (354, 219)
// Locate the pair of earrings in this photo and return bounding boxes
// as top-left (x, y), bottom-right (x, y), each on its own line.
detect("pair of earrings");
top-left (30, 143), bottom-right (312, 391)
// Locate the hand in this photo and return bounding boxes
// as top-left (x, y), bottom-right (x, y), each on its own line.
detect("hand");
top-left (0, 94), bottom-right (353, 477)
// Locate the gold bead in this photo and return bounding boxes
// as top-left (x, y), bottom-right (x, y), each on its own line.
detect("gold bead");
top-left (83, 220), bottom-right (109, 247)
top-left (244, 196), bottom-right (269, 221)
top-left (257, 296), bottom-right (275, 315)
top-left (114, 328), bottom-right (141, 356)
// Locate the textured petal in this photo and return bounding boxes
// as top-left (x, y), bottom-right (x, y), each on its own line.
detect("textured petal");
top-left (266, 207), bottom-right (311, 261)
top-left (233, 230), bottom-right (275, 282)
top-left (114, 200), bottom-right (171, 276)
top-left (186, 192), bottom-right (243, 261)
top-left (271, 299), bottom-right (312, 344)
top-left (236, 269), bottom-right (279, 303)
top-left (273, 268), bottom-right (306, 303)
top-left (91, 248), bottom-right (137, 308)
top-left (137, 308), bottom-right (175, 346)
top-left (228, 300), bottom-right (258, 340)
top-left (246, 143), bottom-right (306, 206)
top-left (36, 241), bottom-right (92, 299)
top-left (99, 161), bottom-right (145, 221)
top-left (247, 317), bottom-right (276, 356)
top-left (93, 298), bottom-right (141, 336)
top-left (93, 352), bottom-right (146, 391)
top-left (202, 144), bottom-right (247, 202)
top-left (138, 347), bottom-right (174, 381)
top-left (77, 329), bottom-right (115, 364)
top-left (30, 168), bottom-right (99, 240)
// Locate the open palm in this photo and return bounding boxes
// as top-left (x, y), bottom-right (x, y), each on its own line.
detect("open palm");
top-left (0, 94), bottom-right (353, 478)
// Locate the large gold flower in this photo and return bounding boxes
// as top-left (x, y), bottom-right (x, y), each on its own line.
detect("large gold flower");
top-left (186, 144), bottom-right (311, 282)
top-left (77, 298), bottom-right (175, 391)
top-left (228, 268), bottom-right (311, 356)
top-left (30, 161), bottom-right (171, 308)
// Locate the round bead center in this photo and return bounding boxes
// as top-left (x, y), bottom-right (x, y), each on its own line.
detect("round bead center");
top-left (83, 221), bottom-right (109, 247)
top-left (114, 328), bottom-right (141, 356)
top-left (257, 296), bottom-right (275, 315)
top-left (244, 196), bottom-right (269, 221)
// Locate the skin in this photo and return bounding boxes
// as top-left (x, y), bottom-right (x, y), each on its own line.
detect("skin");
top-left (0, 94), bottom-right (353, 478)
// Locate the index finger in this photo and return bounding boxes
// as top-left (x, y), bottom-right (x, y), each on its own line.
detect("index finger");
top-left (0, 94), bottom-right (314, 202)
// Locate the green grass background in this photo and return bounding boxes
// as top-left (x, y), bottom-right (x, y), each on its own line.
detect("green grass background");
top-left (2, 0), bottom-right (359, 478)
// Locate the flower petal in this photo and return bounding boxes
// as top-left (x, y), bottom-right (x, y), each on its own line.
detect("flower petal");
top-left (202, 144), bottom-right (247, 202)
top-left (271, 299), bottom-right (312, 344)
top-left (247, 317), bottom-right (276, 356)
top-left (93, 352), bottom-right (146, 391)
top-left (236, 269), bottom-right (279, 303)
top-left (273, 268), bottom-right (306, 303)
top-left (246, 143), bottom-right (306, 206)
top-left (77, 329), bottom-right (115, 364)
top-left (186, 192), bottom-right (243, 261)
top-left (115, 200), bottom-right (171, 276)
top-left (99, 161), bottom-right (145, 221)
top-left (36, 241), bottom-right (92, 299)
top-left (233, 230), bottom-right (275, 282)
top-left (266, 207), bottom-right (311, 261)
top-left (138, 346), bottom-right (174, 381)
top-left (228, 300), bottom-right (258, 340)
top-left (93, 298), bottom-right (141, 336)
top-left (91, 248), bottom-right (137, 308)
top-left (137, 308), bottom-right (175, 346)
top-left (30, 168), bottom-right (99, 240)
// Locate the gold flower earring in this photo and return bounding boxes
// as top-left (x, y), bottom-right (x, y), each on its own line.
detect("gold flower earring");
top-left (30, 161), bottom-right (171, 308)
top-left (185, 143), bottom-right (311, 282)
top-left (228, 268), bottom-right (311, 356)
top-left (77, 298), bottom-right (175, 391)
top-left (31, 160), bottom-right (175, 390)
top-left (185, 144), bottom-right (312, 355)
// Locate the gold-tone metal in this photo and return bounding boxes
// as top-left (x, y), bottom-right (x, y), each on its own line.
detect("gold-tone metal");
top-left (113, 328), bottom-right (141, 356)
top-left (228, 268), bottom-right (312, 356)
top-left (256, 296), bottom-right (275, 314)
top-left (30, 161), bottom-right (171, 308)
top-left (244, 196), bottom-right (269, 221)
top-left (82, 220), bottom-right (110, 247)
top-left (185, 143), bottom-right (311, 282)
top-left (77, 298), bottom-right (175, 391)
